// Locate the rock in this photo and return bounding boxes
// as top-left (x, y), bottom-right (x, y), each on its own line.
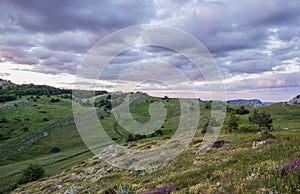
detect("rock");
top-left (57, 185), bottom-right (63, 189)
top-left (286, 94), bottom-right (300, 106)
top-left (252, 138), bottom-right (276, 149)
top-left (212, 140), bottom-right (225, 148)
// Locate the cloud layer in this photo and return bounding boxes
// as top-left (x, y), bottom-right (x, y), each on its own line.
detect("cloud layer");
top-left (0, 0), bottom-right (299, 101)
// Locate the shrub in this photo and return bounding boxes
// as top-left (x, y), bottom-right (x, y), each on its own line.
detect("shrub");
top-left (152, 129), bottom-right (163, 136)
top-left (225, 111), bottom-right (239, 133)
top-left (226, 105), bottom-right (234, 113)
top-left (249, 109), bottom-right (273, 130)
top-left (49, 146), bottom-right (61, 153)
top-left (17, 164), bottom-right (45, 184)
top-left (112, 137), bottom-right (118, 141)
top-left (22, 127), bottom-right (29, 132)
top-left (235, 106), bottom-right (249, 115)
top-left (43, 118), bottom-right (49, 121)
top-left (238, 124), bottom-right (261, 133)
top-left (201, 121), bottom-right (209, 134)
top-left (204, 102), bottom-right (211, 109)
top-left (50, 98), bottom-right (60, 103)
top-left (0, 117), bottom-right (8, 123)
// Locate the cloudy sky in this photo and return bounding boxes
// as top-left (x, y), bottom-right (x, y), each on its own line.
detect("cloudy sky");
top-left (0, 0), bottom-right (299, 101)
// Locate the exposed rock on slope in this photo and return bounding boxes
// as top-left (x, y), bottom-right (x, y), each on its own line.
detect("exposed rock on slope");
top-left (286, 95), bottom-right (300, 106)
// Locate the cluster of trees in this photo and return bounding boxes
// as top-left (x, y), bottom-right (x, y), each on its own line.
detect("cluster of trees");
top-left (225, 108), bottom-right (273, 133)
top-left (226, 106), bottom-right (250, 115)
top-left (17, 164), bottom-right (44, 184)
top-left (235, 106), bottom-right (250, 115)
top-left (95, 98), bottom-right (111, 109)
top-left (249, 110), bottom-right (273, 130)
top-left (0, 81), bottom-right (72, 103)
top-left (0, 95), bottom-right (17, 103)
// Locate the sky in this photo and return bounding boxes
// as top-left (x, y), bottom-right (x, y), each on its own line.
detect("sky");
top-left (0, 0), bottom-right (299, 101)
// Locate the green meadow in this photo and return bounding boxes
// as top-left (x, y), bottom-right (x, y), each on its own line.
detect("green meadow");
top-left (0, 81), bottom-right (299, 193)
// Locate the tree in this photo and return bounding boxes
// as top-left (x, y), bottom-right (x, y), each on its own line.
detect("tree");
top-left (225, 111), bottom-right (239, 133)
top-left (204, 102), bottom-right (211, 109)
top-left (235, 106), bottom-right (249, 115)
top-left (249, 109), bottom-right (273, 131)
top-left (50, 146), bottom-right (61, 153)
top-left (17, 164), bottom-right (45, 184)
top-left (201, 120), bottom-right (209, 134)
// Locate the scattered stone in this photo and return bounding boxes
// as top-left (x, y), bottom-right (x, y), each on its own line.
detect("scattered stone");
top-left (43, 132), bottom-right (49, 137)
top-left (212, 140), bottom-right (225, 148)
top-left (57, 185), bottom-right (63, 189)
top-left (252, 138), bottom-right (276, 149)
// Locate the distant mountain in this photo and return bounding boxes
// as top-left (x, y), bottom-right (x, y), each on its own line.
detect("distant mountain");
top-left (228, 99), bottom-right (263, 105)
top-left (286, 94), bottom-right (300, 106)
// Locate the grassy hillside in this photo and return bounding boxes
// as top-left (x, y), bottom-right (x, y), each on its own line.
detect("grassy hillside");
top-left (13, 131), bottom-right (300, 193)
top-left (0, 82), bottom-right (299, 193)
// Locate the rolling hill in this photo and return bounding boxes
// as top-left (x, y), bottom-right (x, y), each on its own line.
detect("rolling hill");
top-left (0, 81), bottom-right (299, 193)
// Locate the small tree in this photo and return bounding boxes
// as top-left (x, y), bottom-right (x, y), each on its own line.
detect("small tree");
top-left (249, 109), bottom-right (273, 131)
top-left (17, 164), bottom-right (45, 184)
top-left (201, 120), bottom-right (209, 134)
top-left (225, 111), bottom-right (239, 133)
top-left (50, 146), bottom-right (61, 153)
top-left (235, 106), bottom-right (250, 115)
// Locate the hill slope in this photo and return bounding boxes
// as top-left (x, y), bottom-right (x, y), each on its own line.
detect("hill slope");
top-left (0, 81), bottom-right (299, 193)
top-left (14, 131), bottom-right (300, 193)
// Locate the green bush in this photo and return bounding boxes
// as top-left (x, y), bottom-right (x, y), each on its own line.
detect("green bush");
top-left (249, 109), bottom-right (273, 130)
top-left (0, 117), bottom-right (8, 123)
top-left (49, 146), bottom-right (61, 153)
top-left (238, 124), bottom-right (261, 133)
top-left (201, 121), bottom-right (209, 134)
top-left (22, 127), bottom-right (29, 132)
top-left (235, 106), bottom-right (250, 115)
top-left (17, 164), bottom-right (45, 184)
top-left (50, 98), bottom-right (60, 103)
top-left (225, 111), bottom-right (239, 133)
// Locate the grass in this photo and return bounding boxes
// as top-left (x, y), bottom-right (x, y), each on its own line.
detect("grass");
top-left (11, 130), bottom-right (300, 193)
top-left (0, 91), bottom-right (299, 193)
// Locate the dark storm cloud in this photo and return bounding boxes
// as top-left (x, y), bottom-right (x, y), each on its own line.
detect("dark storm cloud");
top-left (0, 0), bottom-right (156, 74)
top-left (1, 0), bottom-right (155, 33)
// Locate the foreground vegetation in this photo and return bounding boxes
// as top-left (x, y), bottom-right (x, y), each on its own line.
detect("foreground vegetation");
top-left (0, 80), bottom-right (299, 193)
top-left (13, 131), bottom-right (300, 193)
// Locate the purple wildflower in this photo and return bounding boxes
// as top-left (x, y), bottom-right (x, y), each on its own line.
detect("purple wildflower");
top-left (282, 158), bottom-right (300, 176)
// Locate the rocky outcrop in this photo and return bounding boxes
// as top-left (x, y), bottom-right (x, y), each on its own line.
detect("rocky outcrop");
top-left (286, 95), bottom-right (300, 106)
